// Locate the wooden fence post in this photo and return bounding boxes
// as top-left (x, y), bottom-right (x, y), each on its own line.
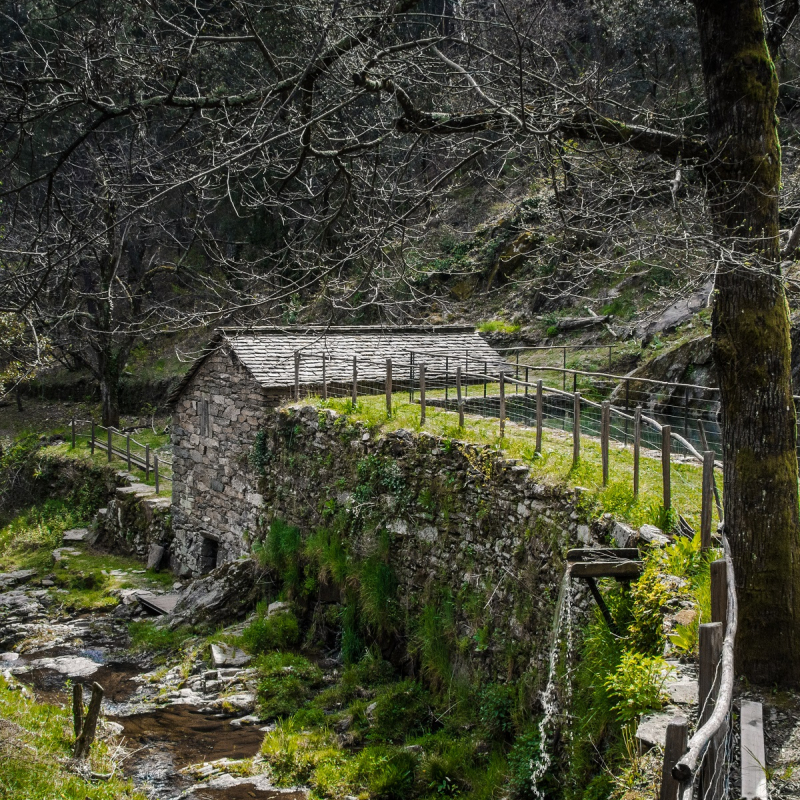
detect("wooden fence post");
top-left (294, 352), bottom-right (300, 401)
top-left (90, 421), bottom-right (95, 455)
top-left (499, 370), bottom-right (506, 437)
top-left (601, 400), bottom-right (610, 486)
top-left (126, 434), bottom-right (131, 470)
top-left (72, 683), bottom-right (84, 737)
top-left (701, 450), bottom-right (715, 551)
top-left (456, 366), bottom-right (464, 428)
top-left (409, 352), bottom-right (414, 403)
top-left (710, 559), bottom-right (728, 633)
top-left (154, 456), bottom-right (160, 494)
top-left (73, 682), bottom-right (104, 760)
top-left (698, 419), bottom-right (723, 520)
top-left (352, 356), bottom-right (358, 408)
top-left (535, 380), bottom-right (543, 454)
top-left (483, 360), bottom-right (487, 398)
top-left (659, 717), bottom-right (688, 800)
top-left (419, 363), bottom-right (426, 425)
top-left (71, 418), bottom-right (76, 449)
top-left (573, 392), bottom-right (581, 467)
top-left (633, 407), bottom-right (642, 499)
top-left (661, 425), bottom-right (672, 513)
top-left (386, 358), bottom-right (392, 416)
top-left (322, 353), bottom-right (328, 401)
top-left (445, 356), bottom-right (449, 403)
top-left (525, 366), bottom-right (529, 397)
top-left (699, 622), bottom-right (725, 800)
top-left (562, 346), bottom-right (566, 391)
top-left (145, 444), bottom-right (150, 481)
top-left (107, 427), bottom-right (112, 463)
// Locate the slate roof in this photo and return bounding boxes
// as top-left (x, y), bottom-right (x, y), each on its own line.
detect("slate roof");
top-left (170, 325), bottom-right (504, 401)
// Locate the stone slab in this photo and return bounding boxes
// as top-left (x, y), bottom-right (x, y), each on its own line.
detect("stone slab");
top-left (137, 592), bottom-right (181, 615)
top-left (636, 706), bottom-right (683, 751)
top-left (62, 528), bottom-right (90, 543)
top-left (211, 643), bottom-right (251, 668)
top-left (147, 544), bottom-right (166, 571)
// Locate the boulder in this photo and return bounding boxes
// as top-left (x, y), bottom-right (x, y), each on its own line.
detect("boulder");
top-left (639, 525), bottom-right (671, 547)
top-left (146, 544), bottom-right (166, 571)
top-left (267, 601), bottom-right (291, 618)
top-left (62, 528), bottom-right (90, 543)
top-left (210, 643), bottom-right (251, 668)
top-left (636, 708), bottom-right (686, 752)
top-left (170, 558), bottom-right (267, 628)
top-left (0, 570), bottom-right (36, 590)
top-left (612, 521), bottom-right (637, 548)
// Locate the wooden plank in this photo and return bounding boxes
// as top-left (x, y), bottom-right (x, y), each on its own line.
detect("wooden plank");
top-left (535, 379), bottom-right (543, 453)
top-left (137, 592), bottom-right (181, 615)
top-left (741, 700), bottom-right (767, 800)
top-left (701, 450), bottom-right (715, 551)
top-left (711, 559), bottom-right (728, 632)
top-left (570, 560), bottom-right (643, 579)
top-left (633, 406), bottom-right (642, 499)
top-left (567, 548), bottom-right (640, 563)
top-left (660, 717), bottom-right (688, 800)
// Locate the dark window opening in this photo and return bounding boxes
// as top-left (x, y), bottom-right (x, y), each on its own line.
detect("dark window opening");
top-left (200, 536), bottom-right (219, 573)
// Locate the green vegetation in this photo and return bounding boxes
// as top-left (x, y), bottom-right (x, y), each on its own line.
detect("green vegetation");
top-left (477, 320), bottom-right (522, 334)
top-left (309, 394), bottom-right (719, 531)
top-left (0, 674), bottom-right (146, 800)
top-left (241, 603), bottom-right (302, 653)
top-left (128, 620), bottom-right (195, 655)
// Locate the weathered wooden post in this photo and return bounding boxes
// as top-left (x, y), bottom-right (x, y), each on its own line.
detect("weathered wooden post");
top-left (322, 353), bottom-right (328, 401)
top-left (107, 427), bottom-right (112, 463)
top-left (72, 684), bottom-right (84, 737)
top-left (562, 346), bottom-right (567, 390)
top-left (445, 356), bottom-right (449, 404)
top-left (484, 361), bottom-right (488, 398)
top-left (419, 363), bottom-right (426, 425)
top-left (73, 682), bottom-right (104, 760)
top-left (352, 356), bottom-right (357, 408)
top-left (699, 622), bottom-right (724, 800)
top-left (601, 400), bottom-right (611, 486)
top-left (145, 444), bottom-right (150, 481)
top-left (515, 351), bottom-right (519, 393)
top-left (294, 352), bottom-right (300, 401)
top-left (701, 450), bottom-right (715, 551)
top-left (683, 388), bottom-right (689, 437)
top-left (535, 380), bottom-right (543, 454)
top-left (456, 366), bottom-right (464, 427)
top-left (633, 406), bottom-right (642, 499)
top-left (573, 392), bottom-right (581, 467)
top-left (659, 718), bottom-right (688, 800)
top-left (386, 358), bottom-right (392, 416)
top-left (499, 370), bottom-right (506, 437)
top-left (525, 366), bottom-right (529, 397)
top-left (698, 419), bottom-right (723, 519)
top-left (126, 434), bottom-right (131, 470)
top-left (90, 421), bottom-right (95, 455)
top-left (710, 559), bottom-right (728, 633)
top-left (409, 352), bottom-right (414, 403)
top-left (154, 456), bottom-right (160, 494)
top-left (71, 418), bottom-right (76, 449)
top-left (662, 425), bottom-right (672, 513)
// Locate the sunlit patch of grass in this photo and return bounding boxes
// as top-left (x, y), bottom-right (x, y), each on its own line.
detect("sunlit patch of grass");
top-left (0, 674), bottom-right (148, 800)
top-left (306, 394), bottom-right (718, 531)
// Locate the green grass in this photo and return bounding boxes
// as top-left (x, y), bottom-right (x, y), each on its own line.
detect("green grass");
top-left (477, 320), bottom-right (522, 334)
top-left (128, 620), bottom-right (194, 655)
top-left (0, 674), bottom-right (147, 800)
top-left (307, 394), bottom-right (719, 532)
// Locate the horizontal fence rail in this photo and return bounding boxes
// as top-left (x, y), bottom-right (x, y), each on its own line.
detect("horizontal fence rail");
top-left (67, 418), bottom-right (172, 490)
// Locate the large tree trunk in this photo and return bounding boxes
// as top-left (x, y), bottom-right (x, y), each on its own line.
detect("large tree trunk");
top-left (96, 350), bottom-right (122, 429)
top-left (694, 0), bottom-right (800, 686)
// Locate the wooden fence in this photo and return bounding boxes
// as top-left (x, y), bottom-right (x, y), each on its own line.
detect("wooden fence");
top-left (69, 419), bottom-right (171, 493)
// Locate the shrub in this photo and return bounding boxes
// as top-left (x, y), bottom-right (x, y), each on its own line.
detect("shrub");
top-left (256, 652), bottom-right (322, 719)
top-left (604, 651), bottom-right (671, 722)
top-left (479, 683), bottom-right (515, 740)
top-left (241, 607), bottom-right (301, 654)
top-left (253, 519), bottom-right (303, 593)
top-left (369, 680), bottom-right (432, 743)
top-left (364, 748), bottom-right (417, 799)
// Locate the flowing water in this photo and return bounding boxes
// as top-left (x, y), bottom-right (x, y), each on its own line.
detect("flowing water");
top-left (530, 567), bottom-right (575, 799)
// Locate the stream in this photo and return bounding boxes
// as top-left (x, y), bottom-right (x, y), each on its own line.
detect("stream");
top-left (0, 583), bottom-right (305, 799)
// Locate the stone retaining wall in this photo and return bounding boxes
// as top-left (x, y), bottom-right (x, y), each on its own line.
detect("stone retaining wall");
top-left (245, 405), bottom-right (601, 681)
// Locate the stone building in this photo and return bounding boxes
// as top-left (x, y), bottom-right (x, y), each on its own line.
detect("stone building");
top-left (169, 325), bottom-right (502, 576)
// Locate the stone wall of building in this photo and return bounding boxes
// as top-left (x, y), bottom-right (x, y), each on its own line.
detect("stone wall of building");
top-left (170, 347), bottom-right (272, 576)
top-left (251, 405), bottom-right (602, 681)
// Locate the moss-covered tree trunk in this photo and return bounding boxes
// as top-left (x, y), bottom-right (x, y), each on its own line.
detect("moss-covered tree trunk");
top-left (693, 0), bottom-right (800, 686)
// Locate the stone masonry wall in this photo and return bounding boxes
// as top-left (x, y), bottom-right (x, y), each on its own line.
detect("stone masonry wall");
top-left (170, 347), bottom-right (272, 576)
top-left (253, 405), bottom-right (600, 681)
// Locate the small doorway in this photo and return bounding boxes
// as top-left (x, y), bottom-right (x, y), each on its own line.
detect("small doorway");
top-left (200, 536), bottom-right (219, 573)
